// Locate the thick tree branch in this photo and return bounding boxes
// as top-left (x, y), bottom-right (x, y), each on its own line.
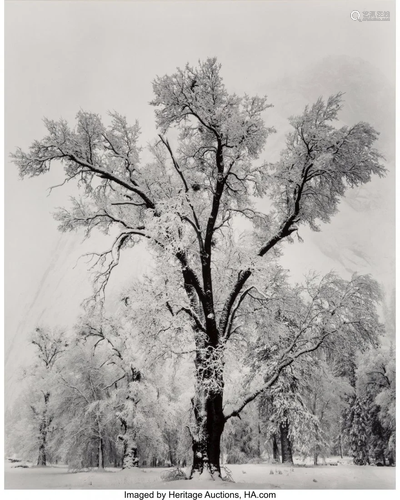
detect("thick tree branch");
top-left (224, 330), bottom-right (332, 421)
top-left (220, 163), bottom-right (314, 332)
top-left (176, 307), bottom-right (206, 333)
top-left (158, 135), bottom-right (189, 192)
top-left (175, 250), bottom-right (206, 307)
top-left (219, 269), bottom-right (252, 336)
top-left (224, 357), bottom-right (294, 421)
top-left (66, 153), bottom-right (156, 210)
top-left (367, 370), bottom-right (391, 387)
top-left (223, 286), bottom-right (254, 340)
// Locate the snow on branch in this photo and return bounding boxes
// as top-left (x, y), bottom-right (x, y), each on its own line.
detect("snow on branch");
top-left (82, 231), bottom-right (145, 300)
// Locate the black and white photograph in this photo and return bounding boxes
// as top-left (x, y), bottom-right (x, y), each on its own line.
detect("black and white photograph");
top-left (4, 0), bottom-right (396, 492)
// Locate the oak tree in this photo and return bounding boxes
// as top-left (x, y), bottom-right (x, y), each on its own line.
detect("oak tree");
top-left (12, 58), bottom-right (385, 477)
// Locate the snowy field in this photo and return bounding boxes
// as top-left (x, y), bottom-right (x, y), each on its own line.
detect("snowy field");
top-left (4, 460), bottom-right (395, 490)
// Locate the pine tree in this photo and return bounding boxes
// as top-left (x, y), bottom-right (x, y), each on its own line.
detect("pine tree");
top-left (347, 397), bottom-right (370, 465)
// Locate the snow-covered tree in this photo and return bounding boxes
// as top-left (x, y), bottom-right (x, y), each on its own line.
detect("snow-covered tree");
top-left (6, 326), bottom-right (68, 465)
top-left (347, 347), bottom-right (396, 465)
top-left (75, 315), bottom-right (143, 469)
top-left (50, 338), bottom-right (123, 469)
top-left (222, 403), bottom-right (263, 464)
top-left (76, 306), bottom-right (194, 469)
top-left (12, 58), bottom-right (385, 478)
top-left (29, 327), bottom-right (68, 465)
top-left (292, 360), bottom-right (353, 464)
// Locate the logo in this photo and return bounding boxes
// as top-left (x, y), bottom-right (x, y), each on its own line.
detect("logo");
top-left (350, 10), bottom-right (362, 21)
top-left (351, 10), bottom-right (390, 22)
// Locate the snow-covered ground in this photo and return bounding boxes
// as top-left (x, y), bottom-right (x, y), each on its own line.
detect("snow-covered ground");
top-left (4, 459), bottom-right (395, 490)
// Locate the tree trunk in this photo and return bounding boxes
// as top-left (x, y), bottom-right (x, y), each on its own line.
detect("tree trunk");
top-left (191, 433), bottom-right (207, 476)
top-left (312, 394), bottom-right (319, 466)
top-left (257, 409), bottom-right (262, 458)
top-left (118, 380), bottom-right (140, 469)
top-left (190, 397), bottom-right (225, 478)
top-left (98, 437), bottom-right (105, 469)
top-left (206, 392), bottom-right (225, 475)
top-left (37, 392), bottom-right (50, 466)
top-left (37, 443), bottom-right (46, 466)
top-left (189, 344), bottom-right (225, 479)
top-left (272, 434), bottom-right (280, 463)
top-left (280, 420), bottom-right (293, 464)
top-left (313, 424), bottom-right (319, 465)
top-left (119, 428), bottom-right (139, 468)
top-left (169, 447), bottom-right (175, 467)
top-left (118, 410), bottom-right (139, 469)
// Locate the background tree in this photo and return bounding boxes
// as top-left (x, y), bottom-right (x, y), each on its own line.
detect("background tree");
top-left (12, 58), bottom-right (385, 478)
top-left (76, 315), bottom-right (143, 469)
top-left (29, 327), bottom-right (67, 466)
top-left (345, 347), bottom-right (395, 466)
top-left (78, 305), bottom-right (194, 469)
top-left (302, 361), bottom-right (352, 465)
top-left (50, 337), bottom-right (123, 470)
top-left (5, 327), bottom-right (67, 465)
top-left (222, 404), bottom-right (263, 464)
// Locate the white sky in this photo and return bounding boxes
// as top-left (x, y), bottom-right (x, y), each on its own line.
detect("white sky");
top-left (4, 0), bottom-right (396, 397)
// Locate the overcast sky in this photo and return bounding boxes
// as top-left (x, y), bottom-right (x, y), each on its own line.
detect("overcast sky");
top-left (4, 0), bottom-right (396, 396)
